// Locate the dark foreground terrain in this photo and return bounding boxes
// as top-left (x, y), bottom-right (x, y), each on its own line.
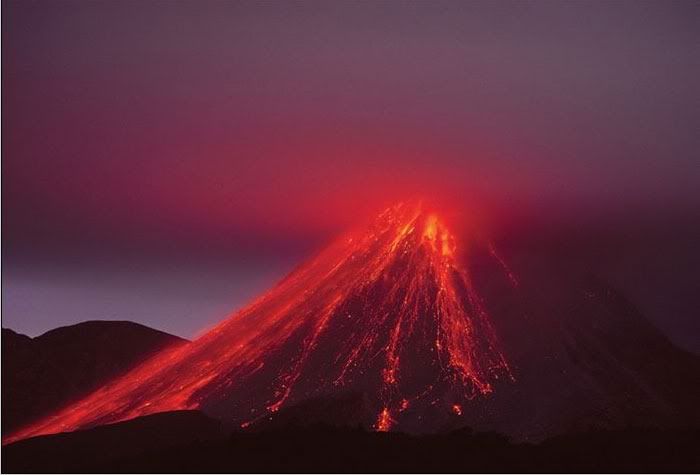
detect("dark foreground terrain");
top-left (3, 410), bottom-right (698, 473)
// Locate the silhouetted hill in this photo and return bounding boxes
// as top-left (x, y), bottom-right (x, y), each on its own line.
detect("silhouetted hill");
top-left (2, 410), bottom-right (698, 472)
top-left (2, 321), bottom-right (187, 433)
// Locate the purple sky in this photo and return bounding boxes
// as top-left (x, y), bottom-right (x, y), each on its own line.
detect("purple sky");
top-left (3, 1), bottom-right (699, 348)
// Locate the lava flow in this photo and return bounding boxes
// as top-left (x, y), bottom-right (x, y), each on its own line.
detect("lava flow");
top-left (5, 202), bottom-right (517, 443)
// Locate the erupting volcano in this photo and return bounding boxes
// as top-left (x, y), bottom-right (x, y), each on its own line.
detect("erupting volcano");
top-left (7, 202), bottom-right (521, 442)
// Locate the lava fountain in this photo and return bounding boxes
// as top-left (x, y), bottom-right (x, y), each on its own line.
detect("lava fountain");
top-left (6, 202), bottom-right (518, 443)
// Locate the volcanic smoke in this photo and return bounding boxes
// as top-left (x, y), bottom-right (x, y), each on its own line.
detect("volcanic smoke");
top-left (6, 202), bottom-right (518, 443)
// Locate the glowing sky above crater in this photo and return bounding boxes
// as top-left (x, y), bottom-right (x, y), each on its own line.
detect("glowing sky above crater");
top-left (5, 0), bottom-right (699, 251)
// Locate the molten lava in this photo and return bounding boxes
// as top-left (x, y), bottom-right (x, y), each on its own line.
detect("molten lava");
top-left (6, 202), bottom-right (517, 443)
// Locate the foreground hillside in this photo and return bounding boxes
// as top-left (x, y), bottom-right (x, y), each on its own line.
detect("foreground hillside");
top-left (3, 410), bottom-right (698, 472)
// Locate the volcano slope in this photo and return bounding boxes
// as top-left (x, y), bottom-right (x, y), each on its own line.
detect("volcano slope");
top-left (6, 203), bottom-right (699, 443)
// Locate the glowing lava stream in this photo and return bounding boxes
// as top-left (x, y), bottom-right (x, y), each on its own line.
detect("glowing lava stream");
top-left (5, 202), bottom-right (517, 443)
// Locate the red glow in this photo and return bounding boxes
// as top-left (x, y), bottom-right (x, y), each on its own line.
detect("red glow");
top-left (5, 202), bottom-right (517, 444)
top-left (375, 407), bottom-right (393, 432)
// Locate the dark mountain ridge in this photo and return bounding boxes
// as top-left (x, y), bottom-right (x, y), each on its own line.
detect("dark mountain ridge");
top-left (2, 320), bottom-right (186, 433)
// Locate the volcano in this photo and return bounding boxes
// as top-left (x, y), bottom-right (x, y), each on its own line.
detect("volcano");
top-left (6, 203), bottom-right (518, 441)
top-left (6, 202), bottom-right (700, 444)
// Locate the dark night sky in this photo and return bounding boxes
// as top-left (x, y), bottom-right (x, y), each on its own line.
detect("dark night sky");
top-left (3, 1), bottom-right (699, 348)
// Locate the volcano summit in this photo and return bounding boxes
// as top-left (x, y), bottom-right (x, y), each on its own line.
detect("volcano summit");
top-left (7, 203), bottom-right (519, 441)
